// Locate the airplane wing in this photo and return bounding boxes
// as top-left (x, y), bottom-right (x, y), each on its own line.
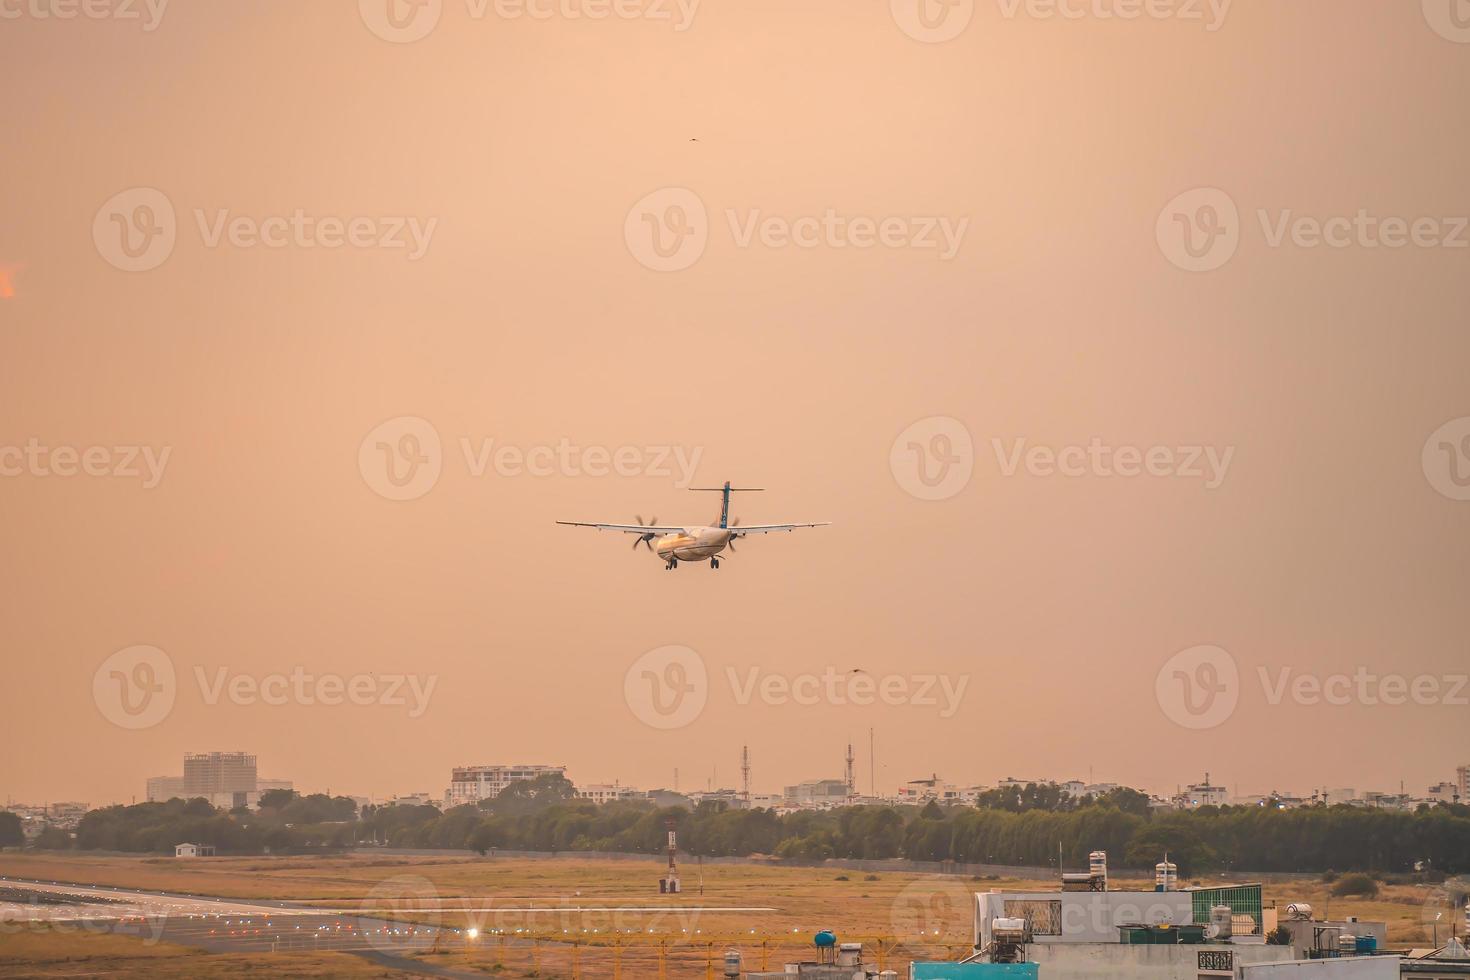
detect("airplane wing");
top-left (730, 523), bottom-right (831, 535)
top-left (556, 521), bottom-right (686, 534)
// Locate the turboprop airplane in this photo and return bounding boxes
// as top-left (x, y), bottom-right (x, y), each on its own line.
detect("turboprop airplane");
top-left (557, 481), bottom-right (829, 570)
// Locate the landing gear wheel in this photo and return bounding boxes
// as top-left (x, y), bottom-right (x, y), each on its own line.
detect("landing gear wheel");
top-left (710, 558), bottom-right (720, 569)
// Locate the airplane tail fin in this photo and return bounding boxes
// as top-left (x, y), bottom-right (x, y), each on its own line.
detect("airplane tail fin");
top-left (689, 481), bottom-right (764, 528)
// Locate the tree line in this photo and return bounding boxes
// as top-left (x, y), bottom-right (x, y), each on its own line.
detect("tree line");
top-left (13, 777), bottom-right (1470, 875)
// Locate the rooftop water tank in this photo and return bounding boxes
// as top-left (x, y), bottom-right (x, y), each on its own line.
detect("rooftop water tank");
top-left (814, 930), bottom-right (837, 948)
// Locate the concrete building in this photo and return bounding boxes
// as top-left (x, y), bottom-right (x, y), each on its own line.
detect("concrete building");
top-left (968, 884), bottom-right (1395, 979)
top-left (1177, 773), bottom-right (1229, 808)
top-left (1403, 937), bottom-right (1470, 976)
top-left (576, 782), bottom-right (642, 805)
top-left (975, 889), bottom-right (1197, 947)
top-left (897, 774), bottom-right (963, 804)
top-left (183, 752), bottom-right (257, 797)
top-left (445, 765), bottom-right (565, 808)
top-left (1457, 765), bottom-right (1469, 804)
top-left (1275, 917), bottom-right (1387, 960)
top-left (146, 776), bottom-right (186, 802)
top-left (1426, 782), bottom-right (1460, 805)
top-left (783, 778), bottom-right (850, 808)
top-left (148, 756), bottom-right (290, 808)
top-left (173, 842), bottom-right (215, 858)
top-left (385, 793), bottom-right (436, 807)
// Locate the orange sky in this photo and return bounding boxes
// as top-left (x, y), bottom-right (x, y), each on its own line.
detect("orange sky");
top-left (1, 1), bottom-right (1467, 806)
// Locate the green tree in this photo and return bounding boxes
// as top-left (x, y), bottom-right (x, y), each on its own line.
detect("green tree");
top-left (0, 811), bottom-right (23, 848)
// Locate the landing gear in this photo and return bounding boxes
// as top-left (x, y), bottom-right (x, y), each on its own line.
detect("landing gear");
top-left (665, 558), bottom-right (677, 570)
top-left (710, 557), bottom-right (720, 570)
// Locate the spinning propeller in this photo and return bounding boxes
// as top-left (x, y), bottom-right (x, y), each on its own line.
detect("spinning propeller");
top-left (631, 516), bottom-right (659, 551)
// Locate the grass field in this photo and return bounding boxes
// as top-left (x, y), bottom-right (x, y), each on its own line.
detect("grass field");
top-left (0, 853), bottom-right (1456, 977)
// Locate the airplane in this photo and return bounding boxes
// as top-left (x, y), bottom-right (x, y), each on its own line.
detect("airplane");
top-left (557, 481), bottom-right (829, 570)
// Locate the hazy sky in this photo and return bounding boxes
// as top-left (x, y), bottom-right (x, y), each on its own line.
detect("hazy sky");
top-left (2, 0), bottom-right (1468, 807)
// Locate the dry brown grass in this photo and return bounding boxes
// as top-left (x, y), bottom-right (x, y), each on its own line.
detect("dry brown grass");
top-left (0, 853), bottom-right (1449, 953)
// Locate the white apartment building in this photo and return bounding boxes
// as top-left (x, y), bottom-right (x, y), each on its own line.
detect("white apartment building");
top-left (445, 764), bottom-right (566, 808)
top-left (577, 782), bottom-right (642, 805)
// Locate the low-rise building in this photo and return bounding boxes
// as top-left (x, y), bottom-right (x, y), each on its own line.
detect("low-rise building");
top-left (577, 782), bottom-right (643, 805)
top-left (783, 778), bottom-right (850, 808)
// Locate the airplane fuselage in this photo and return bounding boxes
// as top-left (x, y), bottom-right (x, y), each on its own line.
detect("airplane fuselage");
top-left (655, 526), bottom-right (733, 562)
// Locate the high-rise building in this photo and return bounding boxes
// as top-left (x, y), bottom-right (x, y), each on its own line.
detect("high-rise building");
top-left (146, 775), bottom-right (186, 802)
top-left (182, 752), bottom-right (258, 796)
top-left (1457, 765), bottom-right (1468, 803)
top-left (445, 764), bottom-right (566, 808)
